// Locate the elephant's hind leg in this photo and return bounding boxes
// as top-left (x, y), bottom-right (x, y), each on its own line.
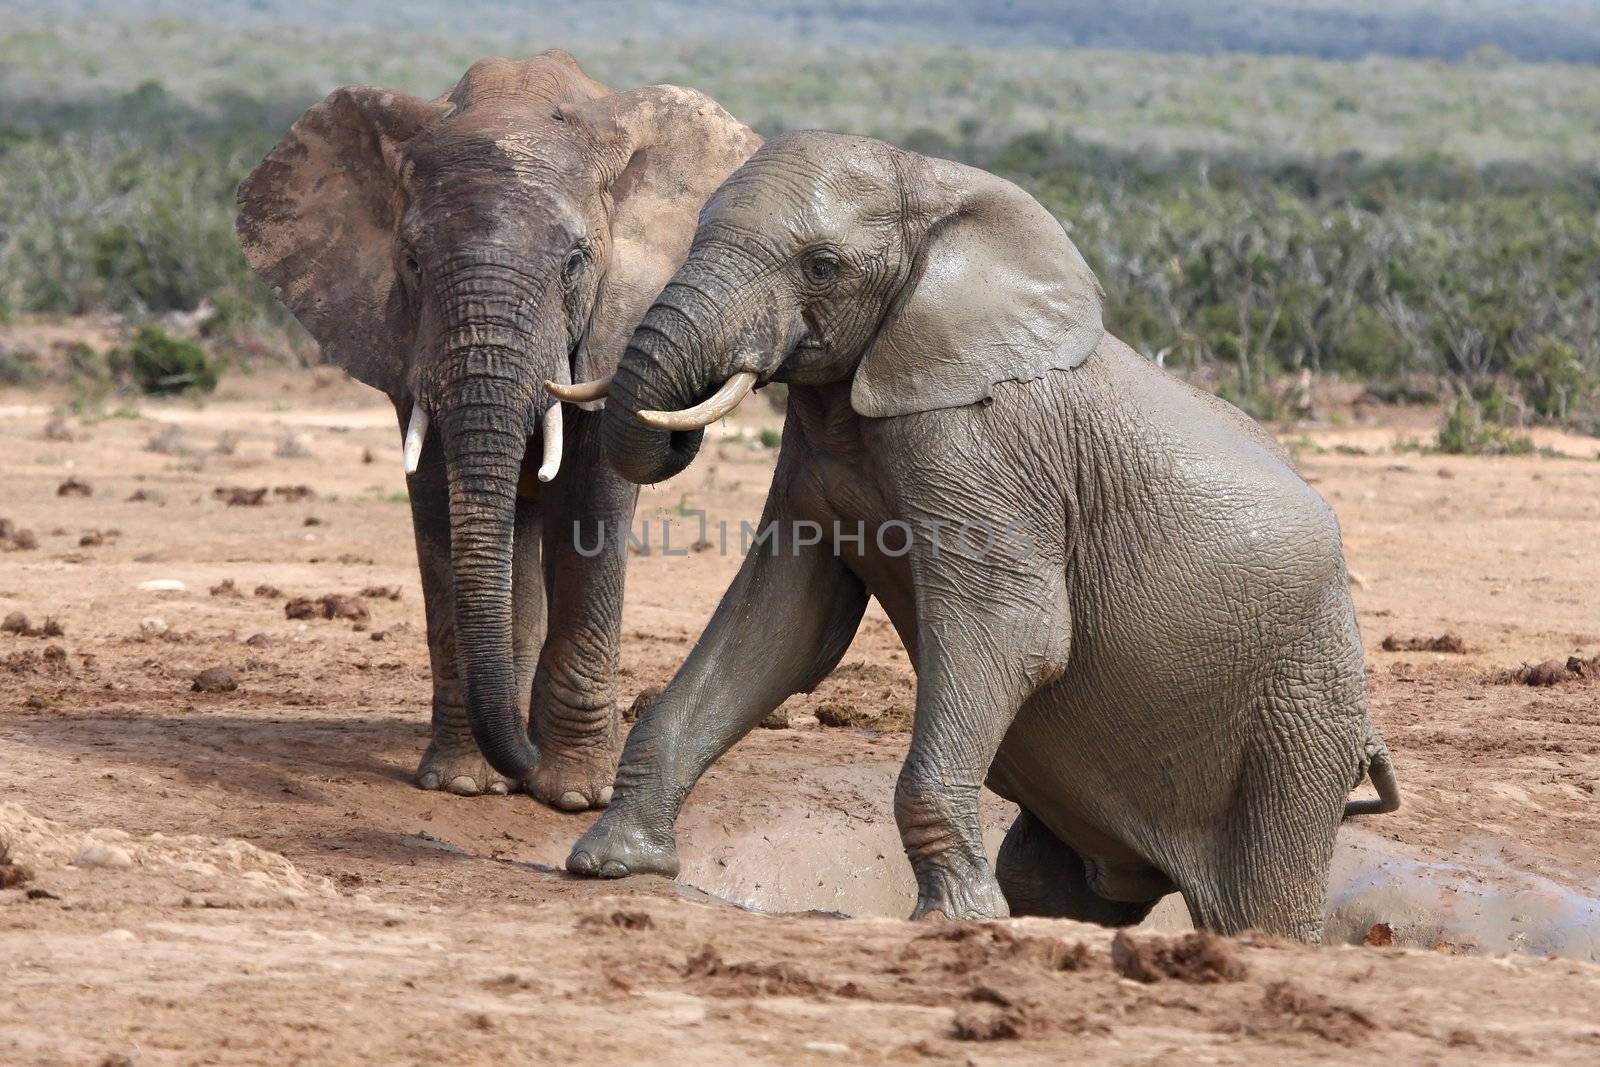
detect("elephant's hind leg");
top-left (1180, 742), bottom-right (1346, 943)
top-left (996, 809), bottom-right (1160, 926)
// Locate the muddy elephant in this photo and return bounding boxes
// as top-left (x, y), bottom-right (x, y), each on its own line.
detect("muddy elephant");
top-left (236, 53), bottom-right (760, 808)
top-left (562, 132), bottom-right (1401, 939)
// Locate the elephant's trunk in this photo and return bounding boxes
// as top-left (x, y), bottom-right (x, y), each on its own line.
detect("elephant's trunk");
top-left (434, 342), bottom-right (549, 781)
top-left (606, 274), bottom-right (757, 484)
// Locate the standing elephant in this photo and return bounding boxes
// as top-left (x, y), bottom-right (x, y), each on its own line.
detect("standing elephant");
top-left (563, 132), bottom-right (1400, 939)
top-left (236, 53), bottom-right (760, 808)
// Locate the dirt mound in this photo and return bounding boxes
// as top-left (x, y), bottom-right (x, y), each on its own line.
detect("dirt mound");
top-left (1, 612), bottom-right (63, 638)
top-left (0, 802), bottom-right (334, 907)
top-left (1382, 633), bottom-right (1468, 653)
top-left (624, 686), bottom-right (663, 723)
top-left (913, 922), bottom-right (1095, 975)
top-left (1254, 980), bottom-right (1377, 1045)
top-left (1110, 930), bottom-right (1248, 983)
top-left (213, 486), bottom-right (267, 506)
top-left (1494, 654), bottom-right (1600, 686)
top-left (285, 594), bottom-right (370, 623)
top-left (683, 943), bottom-right (825, 996)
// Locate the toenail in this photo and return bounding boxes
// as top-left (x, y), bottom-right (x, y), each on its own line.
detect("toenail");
top-left (598, 785), bottom-right (614, 806)
top-left (418, 772), bottom-right (440, 790)
top-left (488, 781), bottom-right (508, 795)
top-left (599, 860), bottom-right (629, 878)
top-left (557, 790), bottom-right (587, 811)
top-left (446, 775), bottom-right (478, 795)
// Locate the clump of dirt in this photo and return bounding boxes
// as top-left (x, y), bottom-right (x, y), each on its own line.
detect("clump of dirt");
top-left (192, 666), bottom-right (238, 693)
top-left (1363, 923), bottom-right (1395, 947)
top-left (1110, 930), bottom-right (1247, 984)
top-left (914, 923), bottom-right (1094, 974)
top-left (210, 579), bottom-right (243, 599)
top-left (577, 910), bottom-right (654, 932)
top-left (214, 486), bottom-right (268, 507)
top-left (759, 707), bottom-right (790, 729)
top-left (56, 477), bottom-right (91, 497)
top-left (126, 488), bottom-right (164, 504)
top-left (358, 585), bottom-right (401, 601)
top-left (3, 643), bottom-right (72, 675)
top-left (683, 943), bottom-right (824, 997)
top-left (1494, 654), bottom-right (1600, 687)
top-left (625, 686), bottom-right (663, 723)
top-left (1382, 633), bottom-right (1467, 653)
top-left (814, 702), bottom-right (875, 728)
top-left (0, 519), bottom-right (39, 551)
top-left (810, 659), bottom-right (915, 730)
top-left (273, 485), bottom-right (316, 502)
top-left (1256, 980), bottom-right (1376, 1045)
top-left (285, 594), bottom-right (369, 623)
top-left (952, 1000), bottom-right (1032, 1042)
top-left (78, 529), bottom-right (109, 547)
top-left (0, 843), bottom-right (33, 888)
top-left (2, 612), bottom-right (64, 638)
top-left (254, 584), bottom-right (282, 599)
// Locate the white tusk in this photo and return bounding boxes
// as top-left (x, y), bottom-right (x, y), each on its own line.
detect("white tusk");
top-left (544, 376), bottom-right (611, 403)
top-left (537, 401), bottom-right (563, 482)
top-left (403, 401), bottom-right (428, 476)
top-left (637, 371), bottom-right (757, 432)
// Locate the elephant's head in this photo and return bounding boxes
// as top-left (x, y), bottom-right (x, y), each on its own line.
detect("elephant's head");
top-left (593, 131), bottom-right (1104, 484)
top-left (237, 52), bottom-right (759, 780)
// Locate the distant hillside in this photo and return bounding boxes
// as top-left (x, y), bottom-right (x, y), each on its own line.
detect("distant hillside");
top-left (12, 0), bottom-right (1600, 63)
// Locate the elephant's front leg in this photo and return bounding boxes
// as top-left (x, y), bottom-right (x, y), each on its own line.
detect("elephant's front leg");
top-left (896, 519), bottom-right (1070, 921)
top-left (568, 477), bottom-right (869, 876)
top-left (405, 407), bottom-right (530, 796)
top-left (525, 412), bottom-right (638, 811)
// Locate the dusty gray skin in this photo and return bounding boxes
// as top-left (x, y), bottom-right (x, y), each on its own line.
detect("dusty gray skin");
top-left (236, 53), bottom-right (760, 809)
top-left (567, 132), bottom-right (1400, 939)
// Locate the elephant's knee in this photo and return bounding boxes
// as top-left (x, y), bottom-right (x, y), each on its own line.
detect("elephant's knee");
top-left (893, 759), bottom-right (980, 863)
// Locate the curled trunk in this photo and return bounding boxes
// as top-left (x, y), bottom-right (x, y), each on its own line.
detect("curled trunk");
top-left (603, 286), bottom-right (718, 485)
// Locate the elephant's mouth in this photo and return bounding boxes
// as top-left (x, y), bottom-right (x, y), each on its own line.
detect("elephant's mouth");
top-left (771, 325), bottom-right (830, 380)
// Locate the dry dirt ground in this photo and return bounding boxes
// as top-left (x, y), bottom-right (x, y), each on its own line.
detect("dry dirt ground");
top-left (1, 356), bottom-right (1598, 1064)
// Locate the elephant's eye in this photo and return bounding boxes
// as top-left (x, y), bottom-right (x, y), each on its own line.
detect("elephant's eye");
top-left (403, 255), bottom-right (420, 276)
top-left (802, 249), bottom-right (841, 285)
top-left (562, 248), bottom-right (586, 285)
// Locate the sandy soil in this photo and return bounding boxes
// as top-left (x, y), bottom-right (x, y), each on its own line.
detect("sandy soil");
top-left (1, 357), bottom-right (1598, 1064)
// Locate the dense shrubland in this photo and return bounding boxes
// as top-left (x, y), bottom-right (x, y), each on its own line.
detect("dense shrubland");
top-left (0, 11), bottom-right (1596, 436)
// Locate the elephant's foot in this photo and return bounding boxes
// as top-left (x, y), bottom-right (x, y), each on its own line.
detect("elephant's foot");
top-left (910, 859), bottom-right (1011, 921)
top-left (526, 746), bottom-right (618, 812)
top-left (414, 740), bottom-right (513, 796)
top-left (566, 808), bottom-right (679, 879)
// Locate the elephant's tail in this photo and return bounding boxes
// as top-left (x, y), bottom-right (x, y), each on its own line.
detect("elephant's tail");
top-left (1343, 731), bottom-right (1401, 819)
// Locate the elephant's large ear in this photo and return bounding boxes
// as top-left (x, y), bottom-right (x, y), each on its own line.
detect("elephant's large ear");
top-left (562, 86), bottom-right (762, 391)
top-left (236, 87), bottom-right (447, 399)
top-left (851, 156), bottom-right (1104, 419)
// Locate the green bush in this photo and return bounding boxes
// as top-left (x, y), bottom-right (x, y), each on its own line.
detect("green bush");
top-left (111, 326), bottom-right (218, 395)
top-left (1510, 338), bottom-right (1590, 420)
top-left (1436, 391), bottom-right (1533, 455)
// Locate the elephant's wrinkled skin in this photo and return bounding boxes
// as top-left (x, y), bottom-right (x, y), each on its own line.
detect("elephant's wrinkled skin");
top-left (569, 132), bottom-right (1400, 938)
top-left (236, 53), bottom-right (759, 808)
